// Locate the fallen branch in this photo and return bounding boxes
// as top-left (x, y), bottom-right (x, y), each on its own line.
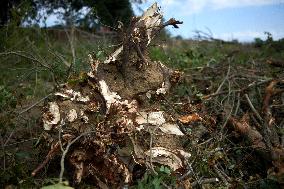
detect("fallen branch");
top-left (263, 80), bottom-right (284, 117)
top-left (203, 79), bottom-right (272, 100)
top-left (266, 59), bottom-right (284, 68)
top-left (191, 178), bottom-right (219, 187)
top-left (59, 131), bottom-right (96, 183)
top-left (228, 114), bottom-right (266, 149)
top-left (244, 94), bottom-right (262, 121)
top-left (213, 164), bottom-right (230, 186)
top-left (18, 93), bottom-right (53, 115)
top-left (32, 142), bottom-right (61, 176)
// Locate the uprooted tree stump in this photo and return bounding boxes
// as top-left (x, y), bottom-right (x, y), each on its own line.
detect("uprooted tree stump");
top-left (32, 3), bottom-right (192, 188)
top-left (31, 3), bottom-right (284, 188)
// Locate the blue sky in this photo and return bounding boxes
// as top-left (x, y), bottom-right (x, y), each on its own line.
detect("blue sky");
top-left (133, 0), bottom-right (284, 41)
top-left (44, 0), bottom-right (284, 42)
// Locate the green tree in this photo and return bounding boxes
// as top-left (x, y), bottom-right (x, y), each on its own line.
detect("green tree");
top-left (33, 0), bottom-right (134, 28)
top-left (1, 0), bottom-right (134, 28)
top-left (93, 0), bottom-right (133, 27)
top-left (0, 0), bottom-right (37, 26)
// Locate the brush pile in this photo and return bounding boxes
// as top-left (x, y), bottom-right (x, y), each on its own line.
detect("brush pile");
top-left (182, 59), bottom-right (284, 188)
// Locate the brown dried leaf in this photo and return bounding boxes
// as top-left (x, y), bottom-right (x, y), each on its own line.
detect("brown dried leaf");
top-left (178, 113), bottom-right (202, 124)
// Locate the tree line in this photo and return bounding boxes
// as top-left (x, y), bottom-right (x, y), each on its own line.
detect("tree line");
top-left (0, 0), bottom-right (138, 29)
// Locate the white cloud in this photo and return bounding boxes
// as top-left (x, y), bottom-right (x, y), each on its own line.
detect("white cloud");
top-left (155, 0), bottom-right (284, 15)
top-left (211, 0), bottom-right (284, 10)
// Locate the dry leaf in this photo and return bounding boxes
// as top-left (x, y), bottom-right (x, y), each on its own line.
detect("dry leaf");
top-left (145, 147), bottom-right (190, 171)
top-left (178, 113), bottom-right (202, 124)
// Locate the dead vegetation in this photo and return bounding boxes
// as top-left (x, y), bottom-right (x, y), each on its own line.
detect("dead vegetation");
top-left (181, 57), bottom-right (284, 188)
top-left (1, 3), bottom-right (283, 189)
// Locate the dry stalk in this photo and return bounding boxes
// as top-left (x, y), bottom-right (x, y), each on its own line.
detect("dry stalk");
top-left (160, 94), bottom-right (192, 136)
top-left (134, 43), bottom-right (148, 65)
top-left (146, 113), bottom-right (172, 188)
top-left (178, 166), bottom-right (193, 181)
top-left (150, 18), bottom-right (183, 40)
top-left (244, 94), bottom-right (262, 121)
top-left (17, 93), bottom-right (53, 115)
top-left (3, 130), bottom-right (15, 146)
top-left (31, 142), bottom-right (61, 176)
top-left (219, 84), bottom-right (235, 141)
top-left (0, 135), bottom-right (6, 171)
top-left (203, 79), bottom-right (272, 100)
top-left (0, 51), bottom-right (51, 70)
top-left (234, 92), bottom-right (241, 115)
top-left (162, 18), bottom-right (183, 28)
top-left (0, 51), bottom-right (59, 86)
top-left (215, 65), bottom-right (231, 95)
top-left (48, 49), bottom-right (71, 68)
top-left (191, 177), bottom-right (219, 187)
top-left (4, 138), bottom-right (37, 147)
top-left (213, 164), bottom-right (230, 186)
top-left (65, 26), bottom-right (76, 79)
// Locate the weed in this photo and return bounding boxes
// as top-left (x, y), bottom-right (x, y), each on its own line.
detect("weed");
top-left (133, 166), bottom-right (176, 189)
top-left (0, 85), bottom-right (16, 112)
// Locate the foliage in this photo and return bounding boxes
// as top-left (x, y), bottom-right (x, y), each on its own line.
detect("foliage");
top-left (0, 0), bottom-right (38, 26)
top-left (254, 32), bottom-right (284, 52)
top-left (0, 85), bottom-right (16, 112)
top-left (254, 37), bottom-right (264, 48)
top-left (0, 0), bottom-right (134, 29)
top-left (149, 40), bottom-right (226, 70)
top-left (92, 0), bottom-right (134, 27)
top-left (134, 166), bottom-right (176, 189)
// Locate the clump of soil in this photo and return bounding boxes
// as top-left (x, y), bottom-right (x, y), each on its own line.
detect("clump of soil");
top-left (97, 60), bottom-right (164, 99)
